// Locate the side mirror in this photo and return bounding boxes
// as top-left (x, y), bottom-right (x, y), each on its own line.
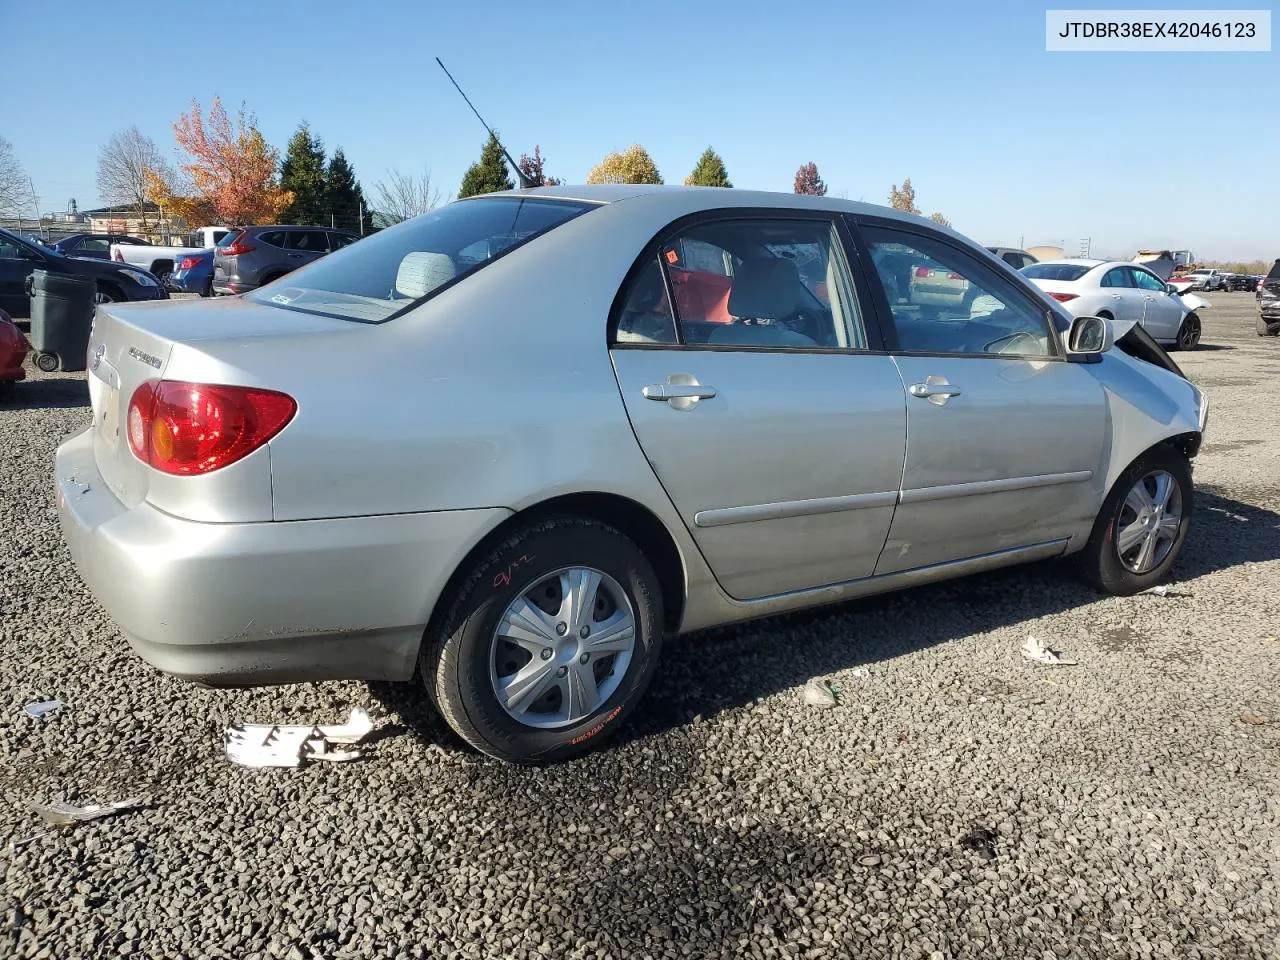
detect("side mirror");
top-left (1166, 283), bottom-right (1181, 296)
top-left (1065, 315), bottom-right (1113, 361)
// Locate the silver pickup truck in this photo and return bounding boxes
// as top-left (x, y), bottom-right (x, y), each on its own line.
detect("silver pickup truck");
top-left (109, 226), bottom-right (236, 283)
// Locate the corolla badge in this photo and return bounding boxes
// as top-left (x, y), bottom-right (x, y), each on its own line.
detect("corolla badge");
top-left (90, 343), bottom-right (105, 371)
top-left (127, 346), bottom-right (163, 369)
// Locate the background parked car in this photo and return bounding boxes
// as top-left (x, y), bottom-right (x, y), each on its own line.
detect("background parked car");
top-left (985, 246), bottom-right (1039, 270)
top-left (212, 225), bottom-right (359, 295)
top-left (1258, 260), bottom-right (1280, 336)
top-left (109, 225), bottom-right (237, 285)
top-left (0, 227), bottom-right (168, 318)
top-left (52, 233), bottom-right (151, 261)
top-left (1022, 259), bottom-right (1204, 349)
top-left (167, 235), bottom-right (242, 297)
top-left (1225, 273), bottom-right (1257, 292)
top-left (0, 306), bottom-right (28, 390)
top-left (1181, 268), bottom-right (1225, 291)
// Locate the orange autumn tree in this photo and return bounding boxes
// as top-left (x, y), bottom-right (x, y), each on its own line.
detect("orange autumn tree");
top-left (144, 166), bottom-right (216, 229)
top-left (165, 96), bottom-right (292, 225)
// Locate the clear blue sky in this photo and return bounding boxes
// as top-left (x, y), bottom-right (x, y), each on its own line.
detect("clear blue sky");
top-left (2, 1), bottom-right (1276, 260)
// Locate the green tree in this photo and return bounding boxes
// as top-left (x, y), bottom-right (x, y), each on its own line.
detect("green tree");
top-left (279, 122), bottom-right (328, 224)
top-left (684, 147), bottom-right (732, 188)
top-left (458, 132), bottom-right (514, 198)
top-left (587, 145), bottom-right (663, 185)
top-left (325, 147), bottom-right (371, 233)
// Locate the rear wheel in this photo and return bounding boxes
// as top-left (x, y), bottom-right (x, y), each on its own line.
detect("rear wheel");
top-left (1077, 446), bottom-right (1192, 596)
top-left (1173, 311), bottom-right (1201, 350)
top-left (422, 517), bottom-right (664, 764)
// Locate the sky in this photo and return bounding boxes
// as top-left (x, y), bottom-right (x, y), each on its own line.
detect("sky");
top-left (2, 1), bottom-right (1276, 260)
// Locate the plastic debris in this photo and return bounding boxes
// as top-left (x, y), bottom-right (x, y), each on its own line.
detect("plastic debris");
top-left (9, 832), bottom-right (47, 852)
top-left (28, 797), bottom-right (144, 828)
top-left (1021, 635), bottom-right (1078, 666)
top-left (1240, 713), bottom-right (1271, 726)
top-left (857, 853), bottom-right (882, 867)
top-left (224, 707), bottom-right (376, 768)
top-left (1140, 585), bottom-right (1192, 598)
top-left (802, 678), bottom-right (841, 708)
top-left (23, 700), bottom-right (65, 719)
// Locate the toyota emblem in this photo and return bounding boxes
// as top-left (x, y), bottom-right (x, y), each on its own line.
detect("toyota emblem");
top-left (91, 343), bottom-right (105, 371)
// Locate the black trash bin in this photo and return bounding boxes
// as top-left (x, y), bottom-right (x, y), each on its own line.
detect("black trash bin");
top-left (28, 269), bottom-right (97, 373)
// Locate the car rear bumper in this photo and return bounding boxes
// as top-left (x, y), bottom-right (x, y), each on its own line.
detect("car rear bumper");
top-left (54, 425), bottom-right (511, 686)
top-left (212, 278), bottom-right (257, 295)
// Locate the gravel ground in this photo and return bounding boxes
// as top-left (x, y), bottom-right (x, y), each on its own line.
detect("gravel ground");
top-left (1, 293), bottom-right (1278, 959)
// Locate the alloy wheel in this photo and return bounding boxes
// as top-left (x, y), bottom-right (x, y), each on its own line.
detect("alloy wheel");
top-left (489, 566), bottom-right (636, 729)
top-left (1114, 469), bottom-right (1183, 574)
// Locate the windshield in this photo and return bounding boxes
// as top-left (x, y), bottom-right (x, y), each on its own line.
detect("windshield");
top-left (1189, 269), bottom-right (1211, 276)
top-left (247, 196), bottom-right (598, 323)
top-left (1021, 263), bottom-right (1090, 282)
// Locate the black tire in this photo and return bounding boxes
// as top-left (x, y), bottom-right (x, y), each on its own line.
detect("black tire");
top-left (1172, 311), bottom-right (1201, 350)
top-left (33, 351), bottom-right (59, 373)
top-left (95, 282), bottom-right (121, 305)
top-left (423, 516), bottom-right (664, 764)
top-left (1257, 314), bottom-right (1280, 337)
top-left (1077, 446), bottom-right (1193, 596)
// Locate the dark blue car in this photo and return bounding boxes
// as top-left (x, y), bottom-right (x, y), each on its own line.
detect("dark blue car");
top-left (167, 249), bottom-right (214, 297)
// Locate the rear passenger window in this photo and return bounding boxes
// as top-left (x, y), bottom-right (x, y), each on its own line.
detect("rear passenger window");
top-left (283, 231), bottom-right (326, 251)
top-left (862, 225), bottom-right (1053, 357)
top-left (1101, 267), bottom-right (1135, 288)
top-left (613, 219), bottom-right (866, 351)
top-left (258, 231), bottom-right (286, 248)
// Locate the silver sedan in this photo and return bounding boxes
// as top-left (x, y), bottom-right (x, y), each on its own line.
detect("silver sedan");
top-left (55, 185), bottom-right (1208, 763)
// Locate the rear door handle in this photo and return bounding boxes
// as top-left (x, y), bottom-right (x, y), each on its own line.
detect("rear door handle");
top-left (642, 384), bottom-right (717, 400)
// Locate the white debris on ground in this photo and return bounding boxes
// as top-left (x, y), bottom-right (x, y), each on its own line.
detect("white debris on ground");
top-left (224, 706), bottom-right (377, 768)
top-left (1021, 635), bottom-right (1079, 666)
top-left (802, 677), bottom-right (841, 708)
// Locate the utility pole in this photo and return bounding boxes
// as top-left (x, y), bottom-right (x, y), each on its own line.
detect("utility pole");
top-left (330, 212), bottom-right (335, 229)
top-left (28, 177), bottom-right (41, 229)
top-left (359, 201), bottom-right (364, 236)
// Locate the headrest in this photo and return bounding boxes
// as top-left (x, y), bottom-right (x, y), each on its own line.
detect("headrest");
top-left (727, 257), bottom-right (805, 320)
top-left (396, 252), bottom-right (456, 299)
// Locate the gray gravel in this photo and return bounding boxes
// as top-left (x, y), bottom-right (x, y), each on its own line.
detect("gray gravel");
top-left (2, 294), bottom-right (1278, 959)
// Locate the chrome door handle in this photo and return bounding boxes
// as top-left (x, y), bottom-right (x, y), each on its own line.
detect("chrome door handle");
top-left (1111, 294), bottom-right (1122, 299)
top-left (642, 383), bottom-right (717, 400)
top-left (909, 379), bottom-right (961, 406)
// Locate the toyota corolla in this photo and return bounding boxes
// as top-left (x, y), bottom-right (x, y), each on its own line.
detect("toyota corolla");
top-left (55, 185), bottom-right (1207, 763)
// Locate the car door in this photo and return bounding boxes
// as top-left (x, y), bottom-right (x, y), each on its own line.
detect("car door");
top-left (1098, 265), bottom-right (1145, 326)
top-left (609, 213), bottom-right (908, 601)
top-left (0, 234), bottom-right (41, 317)
top-left (1131, 266), bottom-right (1183, 340)
top-left (851, 217), bottom-right (1108, 574)
top-left (283, 230), bottom-right (331, 271)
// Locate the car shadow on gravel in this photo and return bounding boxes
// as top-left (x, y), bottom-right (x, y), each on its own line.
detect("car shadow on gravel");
top-left (0, 375), bottom-right (89, 409)
top-left (371, 490), bottom-right (1280, 760)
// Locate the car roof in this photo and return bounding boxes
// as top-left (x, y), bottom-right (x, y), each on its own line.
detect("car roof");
top-left (463, 183), bottom-right (967, 231)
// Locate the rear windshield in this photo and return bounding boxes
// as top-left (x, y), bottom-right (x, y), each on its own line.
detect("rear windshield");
top-left (1267, 260), bottom-right (1280, 281)
top-left (247, 196), bottom-right (598, 323)
top-left (1021, 263), bottom-right (1090, 282)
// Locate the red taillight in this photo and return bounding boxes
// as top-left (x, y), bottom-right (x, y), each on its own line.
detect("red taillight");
top-left (948, 272), bottom-right (964, 281)
top-left (915, 267), bottom-right (930, 278)
top-left (126, 380), bottom-right (296, 476)
top-left (221, 234), bottom-right (255, 257)
top-left (177, 255), bottom-right (200, 270)
top-left (1047, 292), bottom-right (1079, 302)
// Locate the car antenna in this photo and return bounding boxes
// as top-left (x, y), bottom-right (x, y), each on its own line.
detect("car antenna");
top-left (435, 57), bottom-right (534, 190)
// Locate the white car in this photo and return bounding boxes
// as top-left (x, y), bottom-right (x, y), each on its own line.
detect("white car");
top-left (1021, 259), bottom-right (1205, 350)
top-left (1181, 268), bottom-right (1225, 291)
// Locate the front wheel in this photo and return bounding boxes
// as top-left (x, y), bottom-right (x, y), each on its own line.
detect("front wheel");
top-left (1173, 312), bottom-right (1201, 350)
top-left (1258, 315), bottom-right (1280, 337)
top-left (422, 516), bottom-right (664, 764)
top-left (94, 284), bottom-right (119, 305)
top-left (1077, 447), bottom-right (1193, 596)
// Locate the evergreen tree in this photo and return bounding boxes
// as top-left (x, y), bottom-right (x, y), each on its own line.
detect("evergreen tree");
top-left (684, 147), bottom-right (732, 188)
top-left (279, 122), bottom-right (327, 224)
top-left (325, 148), bottom-right (371, 233)
top-left (458, 133), bottom-right (514, 198)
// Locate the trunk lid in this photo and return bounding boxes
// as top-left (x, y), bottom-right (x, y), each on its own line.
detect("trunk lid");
top-left (85, 297), bottom-right (353, 510)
